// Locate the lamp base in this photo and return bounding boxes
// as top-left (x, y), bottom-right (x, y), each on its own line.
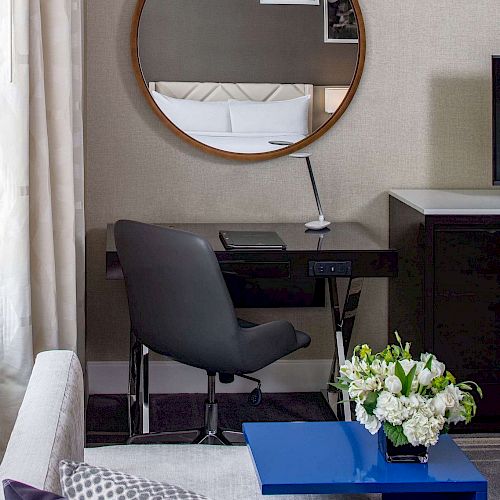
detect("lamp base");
top-left (305, 219), bottom-right (331, 230)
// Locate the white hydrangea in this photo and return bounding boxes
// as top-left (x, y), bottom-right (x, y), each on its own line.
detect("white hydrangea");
top-left (355, 403), bottom-right (381, 435)
top-left (373, 391), bottom-right (409, 426)
top-left (402, 406), bottom-right (445, 447)
top-left (400, 393), bottom-right (426, 415)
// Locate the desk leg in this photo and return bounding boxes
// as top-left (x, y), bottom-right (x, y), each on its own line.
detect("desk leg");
top-left (327, 277), bottom-right (364, 421)
top-left (128, 332), bottom-right (150, 437)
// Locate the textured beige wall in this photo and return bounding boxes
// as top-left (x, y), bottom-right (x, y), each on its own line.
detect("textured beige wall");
top-left (85, 0), bottom-right (498, 362)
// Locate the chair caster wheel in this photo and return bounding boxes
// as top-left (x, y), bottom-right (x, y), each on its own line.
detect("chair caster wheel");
top-left (248, 386), bottom-right (262, 406)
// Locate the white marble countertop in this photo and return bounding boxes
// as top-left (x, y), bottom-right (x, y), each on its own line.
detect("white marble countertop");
top-left (389, 189), bottom-right (500, 215)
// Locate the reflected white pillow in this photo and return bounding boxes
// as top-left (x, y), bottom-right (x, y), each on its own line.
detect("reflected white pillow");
top-left (229, 96), bottom-right (310, 135)
top-left (151, 91), bottom-right (231, 133)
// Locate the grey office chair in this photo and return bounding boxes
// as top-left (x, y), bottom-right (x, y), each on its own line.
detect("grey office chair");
top-left (114, 220), bottom-right (311, 445)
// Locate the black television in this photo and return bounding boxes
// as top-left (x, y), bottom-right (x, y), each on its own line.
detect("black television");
top-left (493, 56), bottom-right (500, 185)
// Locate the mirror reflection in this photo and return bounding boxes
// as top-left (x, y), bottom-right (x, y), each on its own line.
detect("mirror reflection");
top-left (137, 0), bottom-right (361, 155)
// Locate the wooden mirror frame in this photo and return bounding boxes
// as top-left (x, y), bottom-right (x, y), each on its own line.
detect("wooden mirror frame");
top-left (131, 0), bottom-right (366, 162)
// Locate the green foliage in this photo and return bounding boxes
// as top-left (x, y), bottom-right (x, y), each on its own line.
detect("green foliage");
top-left (461, 392), bottom-right (477, 424)
top-left (359, 344), bottom-right (372, 359)
top-left (380, 346), bottom-right (394, 363)
top-left (395, 361), bottom-right (406, 386)
top-left (402, 349), bottom-right (412, 360)
top-left (394, 331), bottom-right (403, 348)
top-left (458, 381), bottom-right (483, 399)
top-left (330, 381), bottom-right (349, 392)
top-left (376, 332), bottom-right (412, 364)
top-left (363, 392), bottom-right (379, 416)
top-left (424, 354), bottom-right (433, 371)
top-left (404, 364), bottom-right (417, 397)
top-left (394, 360), bottom-right (417, 397)
top-left (384, 422), bottom-right (409, 447)
top-left (445, 371), bottom-right (456, 385)
top-left (431, 375), bottom-right (448, 393)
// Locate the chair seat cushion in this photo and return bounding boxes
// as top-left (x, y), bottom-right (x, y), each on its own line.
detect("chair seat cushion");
top-left (84, 445), bottom-right (378, 500)
top-left (238, 318), bottom-right (311, 349)
top-left (296, 329), bottom-right (311, 349)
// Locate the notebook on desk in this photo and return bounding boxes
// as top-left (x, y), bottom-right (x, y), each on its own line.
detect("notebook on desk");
top-left (219, 231), bottom-right (287, 250)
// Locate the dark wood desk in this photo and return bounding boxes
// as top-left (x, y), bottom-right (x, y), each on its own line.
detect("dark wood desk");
top-left (107, 222), bottom-right (396, 280)
top-left (106, 222), bottom-right (397, 423)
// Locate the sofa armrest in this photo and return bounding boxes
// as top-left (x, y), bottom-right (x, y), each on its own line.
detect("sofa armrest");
top-left (0, 351), bottom-right (84, 498)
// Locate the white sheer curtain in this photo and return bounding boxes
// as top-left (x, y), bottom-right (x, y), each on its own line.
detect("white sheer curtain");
top-left (0, 0), bottom-right (84, 459)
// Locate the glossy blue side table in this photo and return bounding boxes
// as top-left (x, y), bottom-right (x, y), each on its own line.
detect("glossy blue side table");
top-left (243, 422), bottom-right (487, 499)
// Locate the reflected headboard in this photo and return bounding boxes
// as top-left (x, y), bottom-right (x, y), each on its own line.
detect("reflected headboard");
top-left (148, 81), bottom-right (314, 134)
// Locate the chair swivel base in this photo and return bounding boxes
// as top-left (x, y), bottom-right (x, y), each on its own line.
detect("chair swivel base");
top-left (127, 428), bottom-right (244, 446)
top-left (128, 394), bottom-right (244, 446)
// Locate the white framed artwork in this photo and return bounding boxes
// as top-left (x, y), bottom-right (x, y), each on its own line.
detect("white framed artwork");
top-left (324, 0), bottom-right (358, 43)
top-left (260, 0), bottom-right (320, 5)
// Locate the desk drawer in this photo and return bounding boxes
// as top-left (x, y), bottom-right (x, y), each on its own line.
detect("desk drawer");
top-left (223, 275), bottom-right (325, 308)
top-left (219, 261), bottom-right (290, 279)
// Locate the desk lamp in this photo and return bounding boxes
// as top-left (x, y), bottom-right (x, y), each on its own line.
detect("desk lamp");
top-left (291, 151), bottom-right (331, 230)
top-left (269, 141), bottom-right (331, 230)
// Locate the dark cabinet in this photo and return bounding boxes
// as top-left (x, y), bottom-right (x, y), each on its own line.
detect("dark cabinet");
top-left (389, 196), bottom-right (500, 432)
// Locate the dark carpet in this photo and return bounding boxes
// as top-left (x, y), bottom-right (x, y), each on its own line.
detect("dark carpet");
top-left (86, 392), bottom-right (336, 445)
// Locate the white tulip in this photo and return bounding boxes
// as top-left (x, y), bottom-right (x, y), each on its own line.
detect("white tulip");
top-left (384, 375), bottom-right (403, 394)
top-left (420, 353), bottom-right (445, 378)
top-left (417, 368), bottom-right (434, 387)
top-left (431, 360), bottom-right (446, 378)
top-left (399, 359), bottom-right (416, 375)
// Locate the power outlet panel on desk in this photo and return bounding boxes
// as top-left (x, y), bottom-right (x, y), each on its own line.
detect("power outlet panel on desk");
top-left (308, 261), bottom-right (352, 277)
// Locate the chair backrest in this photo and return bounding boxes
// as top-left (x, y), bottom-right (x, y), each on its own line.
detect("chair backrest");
top-left (114, 220), bottom-right (241, 372)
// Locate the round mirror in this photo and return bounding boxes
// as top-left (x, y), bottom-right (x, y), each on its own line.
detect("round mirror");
top-left (131, 0), bottom-right (365, 161)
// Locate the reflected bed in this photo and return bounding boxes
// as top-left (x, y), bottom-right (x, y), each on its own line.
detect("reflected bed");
top-left (188, 132), bottom-right (306, 154)
top-left (149, 81), bottom-right (313, 153)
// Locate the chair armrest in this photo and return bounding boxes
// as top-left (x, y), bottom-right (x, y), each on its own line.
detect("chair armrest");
top-left (0, 351), bottom-right (84, 498)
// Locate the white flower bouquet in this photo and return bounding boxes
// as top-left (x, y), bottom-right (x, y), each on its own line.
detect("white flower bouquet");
top-left (333, 333), bottom-right (482, 449)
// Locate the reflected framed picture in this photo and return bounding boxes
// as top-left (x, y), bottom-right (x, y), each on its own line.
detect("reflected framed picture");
top-left (260, 0), bottom-right (320, 4)
top-left (324, 0), bottom-right (358, 43)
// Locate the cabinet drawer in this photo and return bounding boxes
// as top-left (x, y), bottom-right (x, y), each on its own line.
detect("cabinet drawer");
top-left (434, 228), bottom-right (500, 275)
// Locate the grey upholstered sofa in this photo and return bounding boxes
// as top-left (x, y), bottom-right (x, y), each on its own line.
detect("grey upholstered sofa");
top-left (0, 351), bottom-right (374, 500)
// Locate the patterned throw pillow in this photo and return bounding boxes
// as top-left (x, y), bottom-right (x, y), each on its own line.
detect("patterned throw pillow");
top-left (59, 461), bottom-right (211, 500)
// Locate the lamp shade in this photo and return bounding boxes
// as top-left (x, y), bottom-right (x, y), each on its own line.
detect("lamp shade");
top-left (324, 86), bottom-right (349, 113)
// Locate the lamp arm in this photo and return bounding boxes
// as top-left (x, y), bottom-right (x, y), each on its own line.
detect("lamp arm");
top-left (305, 157), bottom-right (324, 220)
